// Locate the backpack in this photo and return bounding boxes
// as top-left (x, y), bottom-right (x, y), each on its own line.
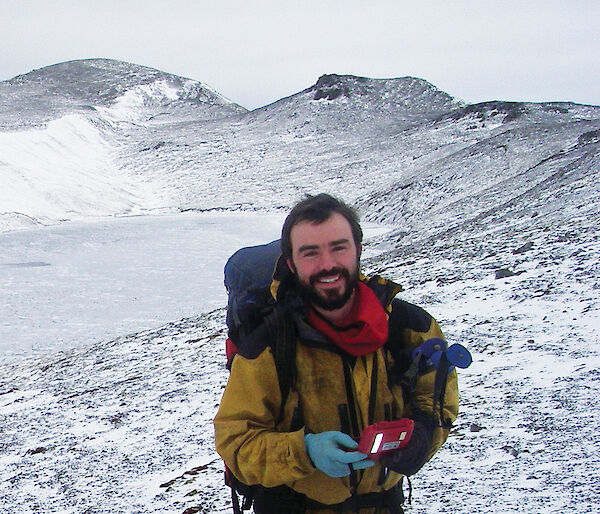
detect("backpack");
top-left (224, 239), bottom-right (282, 368)
top-left (223, 239), bottom-right (298, 513)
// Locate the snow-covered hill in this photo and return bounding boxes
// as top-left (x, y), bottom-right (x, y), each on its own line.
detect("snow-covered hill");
top-left (0, 59), bottom-right (246, 228)
top-left (0, 59), bottom-right (246, 130)
top-left (1, 59), bottom-right (598, 234)
top-left (1, 59), bottom-right (599, 513)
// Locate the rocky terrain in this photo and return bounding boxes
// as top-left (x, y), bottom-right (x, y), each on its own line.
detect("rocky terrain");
top-left (1, 59), bottom-right (599, 512)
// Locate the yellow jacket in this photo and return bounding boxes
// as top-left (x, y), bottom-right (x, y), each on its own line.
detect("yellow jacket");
top-left (214, 273), bottom-right (459, 506)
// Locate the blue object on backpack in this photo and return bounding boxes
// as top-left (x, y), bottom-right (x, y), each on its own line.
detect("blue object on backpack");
top-left (411, 338), bottom-right (472, 372)
top-left (446, 343), bottom-right (472, 369)
top-left (224, 239), bottom-right (282, 331)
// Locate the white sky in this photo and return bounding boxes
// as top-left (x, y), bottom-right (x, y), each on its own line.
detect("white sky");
top-left (1, 0), bottom-right (598, 110)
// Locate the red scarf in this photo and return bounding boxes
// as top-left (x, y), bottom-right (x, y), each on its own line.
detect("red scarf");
top-left (306, 282), bottom-right (389, 356)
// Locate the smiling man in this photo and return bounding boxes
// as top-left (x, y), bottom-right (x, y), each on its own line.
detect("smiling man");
top-left (214, 194), bottom-right (459, 513)
top-left (286, 210), bottom-right (360, 319)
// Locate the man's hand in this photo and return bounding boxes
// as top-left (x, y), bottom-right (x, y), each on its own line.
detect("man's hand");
top-left (380, 421), bottom-right (433, 476)
top-left (304, 431), bottom-right (374, 477)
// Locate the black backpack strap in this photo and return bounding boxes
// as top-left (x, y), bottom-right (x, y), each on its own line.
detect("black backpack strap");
top-left (263, 304), bottom-right (298, 424)
top-left (231, 486), bottom-right (241, 514)
top-left (225, 467), bottom-right (255, 513)
top-left (432, 352), bottom-right (454, 428)
top-left (233, 298), bottom-right (299, 424)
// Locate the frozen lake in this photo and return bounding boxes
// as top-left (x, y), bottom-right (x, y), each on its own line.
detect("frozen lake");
top-left (0, 212), bottom-right (286, 363)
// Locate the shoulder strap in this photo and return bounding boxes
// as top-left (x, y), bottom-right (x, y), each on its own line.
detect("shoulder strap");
top-left (263, 305), bottom-right (297, 424)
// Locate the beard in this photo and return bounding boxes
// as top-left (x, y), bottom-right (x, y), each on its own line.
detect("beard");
top-left (295, 265), bottom-right (359, 311)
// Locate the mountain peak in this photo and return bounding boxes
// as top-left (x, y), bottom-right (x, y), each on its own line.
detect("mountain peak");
top-left (1, 59), bottom-right (245, 130)
top-left (302, 73), bottom-right (462, 117)
top-left (244, 72), bottom-right (462, 127)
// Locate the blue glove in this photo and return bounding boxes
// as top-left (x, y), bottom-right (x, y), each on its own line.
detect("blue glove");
top-left (304, 431), bottom-right (374, 478)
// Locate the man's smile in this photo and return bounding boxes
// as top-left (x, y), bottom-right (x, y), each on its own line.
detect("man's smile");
top-left (311, 269), bottom-right (348, 290)
top-left (316, 274), bottom-right (342, 285)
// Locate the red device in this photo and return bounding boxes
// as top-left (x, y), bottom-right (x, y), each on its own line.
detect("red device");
top-left (356, 419), bottom-right (415, 459)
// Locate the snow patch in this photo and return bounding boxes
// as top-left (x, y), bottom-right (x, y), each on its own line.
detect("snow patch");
top-left (0, 112), bottom-right (155, 228)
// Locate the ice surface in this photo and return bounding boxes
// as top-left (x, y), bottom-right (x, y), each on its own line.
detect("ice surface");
top-left (0, 212), bottom-right (285, 362)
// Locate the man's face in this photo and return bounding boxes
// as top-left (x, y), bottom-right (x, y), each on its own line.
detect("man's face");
top-left (286, 212), bottom-right (361, 312)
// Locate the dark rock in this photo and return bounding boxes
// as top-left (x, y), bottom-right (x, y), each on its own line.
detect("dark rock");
top-left (495, 268), bottom-right (515, 279)
top-left (160, 478), bottom-right (177, 488)
top-left (25, 446), bottom-right (49, 456)
top-left (186, 464), bottom-right (209, 474)
top-left (513, 242), bottom-right (534, 254)
top-left (503, 106), bottom-right (528, 123)
top-left (578, 129), bottom-right (600, 145)
top-left (501, 445), bottom-right (519, 457)
top-left (314, 87), bottom-right (347, 101)
top-left (315, 74), bottom-right (341, 88)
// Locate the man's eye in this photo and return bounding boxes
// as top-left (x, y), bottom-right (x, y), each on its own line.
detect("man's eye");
top-left (333, 245), bottom-right (347, 252)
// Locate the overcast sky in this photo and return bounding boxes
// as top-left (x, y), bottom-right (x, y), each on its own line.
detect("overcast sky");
top-left (1, 0), bottom-right (598, 110)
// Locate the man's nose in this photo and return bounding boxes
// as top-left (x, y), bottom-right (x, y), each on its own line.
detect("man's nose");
top-left (317, 250), bottom-right (337, 271)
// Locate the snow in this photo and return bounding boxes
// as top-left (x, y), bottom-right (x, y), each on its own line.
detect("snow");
top-left (0, 112), bottom-right (148, 221)
top-left (0, 211), bottom-right (285, 362)
top-left (1, 59), bottom-right (599, 513)
top-left (2, 215), bottom-right (598, 512)
top-left (98, 81), bottom-right (182, 122)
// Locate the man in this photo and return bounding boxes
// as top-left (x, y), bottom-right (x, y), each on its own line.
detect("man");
top-left (214, 193), bottom-right (459, 513)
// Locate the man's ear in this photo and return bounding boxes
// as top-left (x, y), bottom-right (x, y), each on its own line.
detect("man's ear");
top-left (286, 258), bottom-right (296, 273)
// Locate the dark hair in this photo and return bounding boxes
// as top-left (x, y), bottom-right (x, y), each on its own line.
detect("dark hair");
top-left (281, 193), bottom-right (363, 259)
